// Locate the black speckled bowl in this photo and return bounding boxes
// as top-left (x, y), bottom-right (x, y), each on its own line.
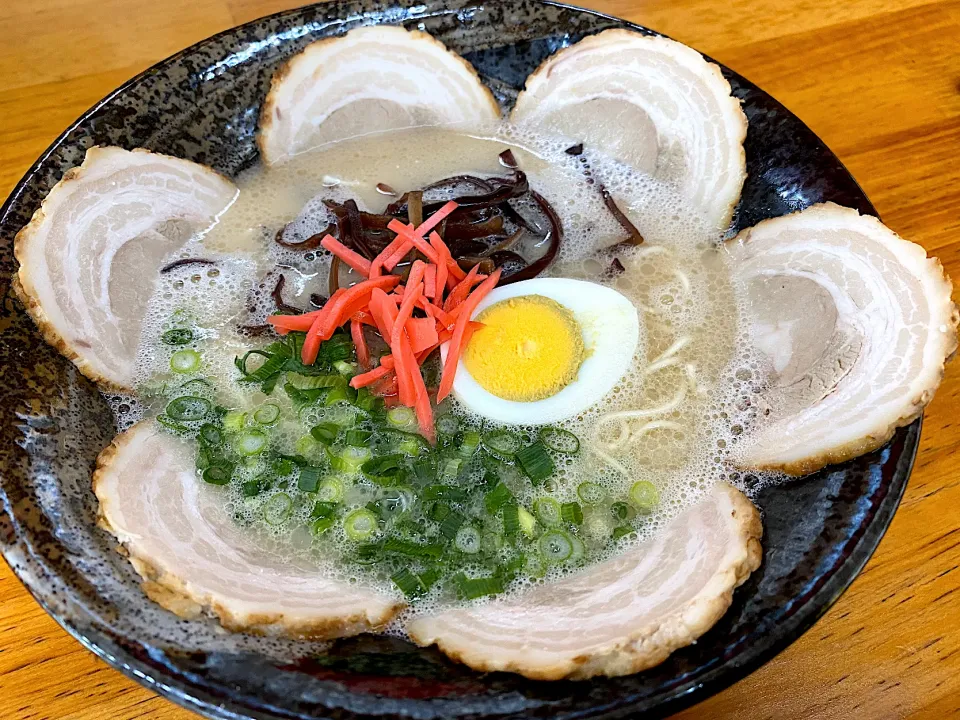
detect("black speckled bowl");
top-left (0, 1), bottom-right (914, 718)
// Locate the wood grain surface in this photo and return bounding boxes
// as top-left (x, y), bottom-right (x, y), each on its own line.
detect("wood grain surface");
top-left (1, 1), bottom-right (959, 718)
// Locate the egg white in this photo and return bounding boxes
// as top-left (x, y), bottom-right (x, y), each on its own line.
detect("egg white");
top-left (440, 278), bottom-right (641, 424)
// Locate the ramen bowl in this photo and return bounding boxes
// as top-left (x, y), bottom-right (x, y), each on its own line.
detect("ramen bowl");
top-left (0, 1), bottom-right (914, 717)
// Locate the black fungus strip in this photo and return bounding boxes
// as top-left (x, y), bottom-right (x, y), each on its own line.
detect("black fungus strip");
top-left (456, 256), bottom-right (497, 274)
top-left (499, 190), bottom-right (562, 286)
top-left (426, 171), bottom-right (529, 213)
top-left (160, 258), bottom-right (216, 273)
top-left (500, 201), bottom-right (540, 234)
top-left (487, 250), bottom-right (527, 267)
top-left (482, 228), bottom-right (525, 257)
top-left (237, 324), bottom-right (272, 337)
top-left (603, 258), bottom-right (626, 279)
top-left (407, 191), bottom-right (424, 228)
top-left (499, 149), bottom-right (518, 168)
top-left (274, 225), bottom-right (329, 250)
top-left (565, 143), bottom-right (584, 156)
top-left (600, 185), bottom-right (645, 245)
top-left (445, 215), bottom-right (505, 241)
top-left (449, 238), bottom-right (495, 257)
top-left (310, 293), bottom-right (327, 308)
top-left (328, 256), bottom-right (342, 297)
top-left (272, 274), bottom-right (304, 315)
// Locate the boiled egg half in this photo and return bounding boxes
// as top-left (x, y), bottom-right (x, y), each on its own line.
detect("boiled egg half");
top-left (441, 278), bottom-right (641, 424)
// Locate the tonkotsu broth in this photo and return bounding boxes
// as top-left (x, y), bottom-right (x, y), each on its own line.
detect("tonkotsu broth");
top-left (115, 124), bottom-right (763, 617)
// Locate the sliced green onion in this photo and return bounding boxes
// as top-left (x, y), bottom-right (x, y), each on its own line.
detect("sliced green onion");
top-left (561, 501), bottom-right (584, 526)
top-left (170, 348), bottom-right (202, 374)
top-left (439, 511), bottom-right (465, 540)
top-left (222, 410), bottom-right (246, 432)
top-left (296, 435), bottom-right (320, 457)
top-left (387, 406), bottom-right (417, 431)
top-left (242, 478), bottom-right (268, 497)
top-left (298, 466), bottom-right (322, 493)
top-left (263, 492), bottom-right (293, 525)
top-left (419, 566), bottom-right (441, 591)
top-left (577, 482), bottom-right (606, 506)
top-left (539, 427), bottom-right (580, 454)
top-left (569, 533), bottom-right (586, 563)
top-left (310, 422), bottom-right (339, 445)
top-left (334, 360), bottom-right (358, 376)
top-left (344, 508), bottom-right (378, 541)
top-left (311, 517), bottom-right (336, 536)
top-left (398, 435), bottom-right (425, 457)
top-left (178, 378), bottom-right (212, 394)
top-left (327, 445), bottom-right (373, 475)
top-left (428, 502), bottom-right (451, 522)
top-left (286, 373), bottom-right (343, 390)
top-left (166, 396), bottom-right (210, 421)
top-left (199, 424), bottom-right (223, 446)
top-left (502, 503), bottom-right (520, 537)
top-left (423, 485), bottom-right (469, 503)
top-left (202, 464), bottom-right (233, 485)
top-left (335, 446), bottom-right (373, 474)
top-left (483, 531), bottom-right (504, 553)
top-left (315, 332), bottom-right (355, 365)
top-left (391, 568), bottom-right (426, 598)
top-left (630, 480), bottom-right (659, 510)
top-left (253, 403), bottom-right (280, 425)
top-left (355, 543), bottom-right (382, 564)
top-left (611, 501), bottom-right (633, 522)
top-left (324, 383), bottom-right (357, 406)
top-left (482, 429), bottom-right (521, 456)
top-left (361, 453), bottom-right (404, 481)
top-left (484, 482), bottom-right (513, 514)
top-left (311, 501), bottom-right (338, 519)
top-left (440, 457), bottom-right (463, 481)
top-left (354, 388), bottom-right (380, 413)
top-left (524, 553), bottom-right (548, 579)
top-left (515, 441), bottom-right (555, 483)
top-left (539, 529), bottom-right (575, 564)
top-left (455, 573), bottom-right (504, 600)
top-left (344, 429), bottom-right (372, 446)
top-left (317, 477), bottom-right (345, 503)
top-left (435, 414), bottom-right (459, 436)
top-left (412, 456), bottom-right (437, 484)
top-left (518, 506), bottom-right (537, 538)
top-left (235, 348), bottom-right (289, 382)
top-left (458, 430), bottom-right (481, 458)
top-left (534, 497), bottom-right (562, 527)
top-left (455, 525), bottom-right (482, 554)
top-left (156, 415), bottom-right (189, 433)
top-left (383, 537), bottom-right (443, 559)
top-left (612, 525), bottom-right (635, 541)
top-left (235, 429), bottom-right (268, 456)
top-left (284, 384), bottom-right (325, 410)
top-left (162, 328), bottom-right (194, 345)
top-left (274, 457), bottom-right (296, 476)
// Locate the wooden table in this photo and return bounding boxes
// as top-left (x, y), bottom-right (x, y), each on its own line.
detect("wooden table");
top-left (2, 0), bottom-right (959, 717)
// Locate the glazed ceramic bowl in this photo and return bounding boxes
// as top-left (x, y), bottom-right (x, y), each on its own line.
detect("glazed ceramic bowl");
top-left (0, 1), bottom-right (914, 718)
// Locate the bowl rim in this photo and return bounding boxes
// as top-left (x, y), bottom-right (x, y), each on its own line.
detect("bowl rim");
top-left (0, 1), bottom-right (916, 717)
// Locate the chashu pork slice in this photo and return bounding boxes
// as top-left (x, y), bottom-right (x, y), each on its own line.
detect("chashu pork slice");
top-left (727, 203), bottom-right (958, 475)
top-left (258, 25), bottom-right (501, 165)
top-left (94, 422), bottom-right (403, 637)
top-left (14, 146), bottom-right (238, 391)
top-left (408, 484), bottom-right (761, 680)
top-left (510, 29), bottom-right (747, 233)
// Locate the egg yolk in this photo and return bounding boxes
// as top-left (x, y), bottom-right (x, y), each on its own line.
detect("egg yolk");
top-left (463, 295), bottom-right (585, 402)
